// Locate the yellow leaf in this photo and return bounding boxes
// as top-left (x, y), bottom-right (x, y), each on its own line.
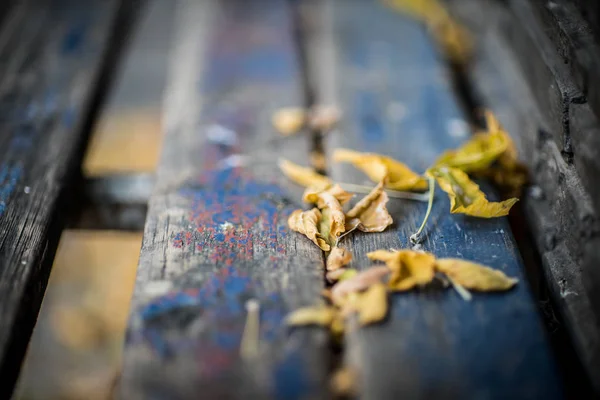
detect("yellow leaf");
top-left (279, 159), bottom-right (331, 191)
top-left (327, 247), bottom-right (353, 271)
top-left (333, 148), bottom-right (428, 191)
top-left (286, 306), bottom-right (337, 326)
top-left (331, 266), bottom-right (390, 305)
top-left (428, 167), bottom-right (518, 217)
top-left (288, 208), bottom-right (331, 251)
top-left (346, 181), bottom-right (393, 233)
top-left (435, 258), bottom-right (518, 291)
top-left (478, 112), bottom-right (528, 196)
top-left (272, 107), bottom-right (305, 136)
top-left (434, 132), bottom-right (509, 174)
top-left (368, 249), bottom-right (436, 291)
top-left (366, 249), bottom-right (399, 264)
top-left (344, 283), bottom-right (388, 326)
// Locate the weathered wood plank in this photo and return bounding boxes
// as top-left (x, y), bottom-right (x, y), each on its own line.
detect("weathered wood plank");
top-left (309, 0), bottom-right (564, 398)
top-left (120, 1), bottom-right (329, 398)
top-left (0, 0), bottom-right (123, 397)
top-left (446, 0), bottom-right (600, 392)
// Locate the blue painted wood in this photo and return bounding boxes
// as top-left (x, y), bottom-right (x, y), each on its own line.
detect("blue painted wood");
top-left (0, 1), bottom-right (122, 397)
top-left (314, 0), bottom-right (565, 398)
top-left (120, 1), bottom-right (329, 398)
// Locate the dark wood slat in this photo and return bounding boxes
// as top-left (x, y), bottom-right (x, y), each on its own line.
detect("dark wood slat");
top-left (447, 0), bottom-right (600, 391)
top-left (308, 0), bottom-right (564, 398)
top-left (120, 1), bottom-right (329, 398)
top-left (0, 0), bottom-right (123, 396)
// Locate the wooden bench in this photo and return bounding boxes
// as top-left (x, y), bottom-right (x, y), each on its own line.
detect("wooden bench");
top-left (117, 0), bottom-right (567, 398)
top-left (0, 0), bottom-right (132, 396)
top-left (1, 0), bottom-right (599, 398)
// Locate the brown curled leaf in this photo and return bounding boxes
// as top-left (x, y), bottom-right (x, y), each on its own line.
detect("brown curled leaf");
top-left (333, 148), bottom-right (428, 191)
top-left (346, 181), bottom-right (393, 232)
top-left (272, 107), bottom-right (305, 136)
top-left (303, 186), bottom-right (349, 244)
top-left (428, 166), bottom-right (518, 217)
top-left (286, 306), bottom-right (337, 327)
top-left (279, 159), bottom-right (332, 191)
top-left (303, 184), bottom-right (353, 206)
top-left (288, 208), bottom-right (330, 251)
top-left (327, 247), bottom-right (353, 271)
top-left (331, 266), bottom-right (390, 305)
top-left (435, 258), bottom-right (518, 291)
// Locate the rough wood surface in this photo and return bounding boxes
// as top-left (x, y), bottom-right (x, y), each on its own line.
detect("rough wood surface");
top-left (0, 1), bottom-right (122, 397)
top-left (447, 0), bottom-right (600, 391)
top-left (309, 0), bottom-right (564, 398)
top-left (120, 1), bottom-right (329, 398)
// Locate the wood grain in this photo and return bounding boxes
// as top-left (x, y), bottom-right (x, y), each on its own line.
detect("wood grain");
top-left (308, 0), bottom-right (564, 398)
top-left (0, 1), bottom-right (122, 397)
top-left (120, 1), bottom-right (329, 398)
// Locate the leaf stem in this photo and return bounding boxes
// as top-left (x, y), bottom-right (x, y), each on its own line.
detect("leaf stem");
top-left (410, 176), bottom-right (436, 244)
top-left (447, 276), bottom-right (473, 301)
top-left (338, 182), bottom-right (429, 202)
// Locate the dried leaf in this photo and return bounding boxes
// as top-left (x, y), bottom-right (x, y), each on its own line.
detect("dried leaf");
top-left (327, 247), bottom-right (353, 271)
top-left (366, 249), bottom-right (400, 265)
top-left (303, 186), bottom-right (349, 244)
top-left (343, 283), bottom-right (388, 326)
top-left (368, 249), bottom-right (436, 291)
top-left (309, 105), bottom-right (341, 132)
top-left (435, 258), bottom-right (518, 291)
top-left (272, 107), bottom-right (305, 136)
top-left (428, 167), bottom-right (518, 217)
top-left (346, 181), bottom-right (393, 232)
top-left (279, 159), bottom-right (331, 191)
top-left (333, 148), bottom-right (428, 191)
top-left (288, 208), bottom-right (330, 251)
top-left (303, 184), bottom-right (353, 206)
top-left (478, 112), bottom-right (528, 196)
top-left (434, 131), bottom-right (508, 173)
top-left (331, 266), bottom-right (390, 305)
top-left (331, 366), bottom-right (359, 397)
top-left (286, 306), bottom-right (337, 326)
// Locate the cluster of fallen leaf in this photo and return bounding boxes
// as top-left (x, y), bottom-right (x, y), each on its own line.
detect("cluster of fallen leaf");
top-left (277, 110), bottom-right (523, 341)
top-left (286, 250), bottom-right (518, 336)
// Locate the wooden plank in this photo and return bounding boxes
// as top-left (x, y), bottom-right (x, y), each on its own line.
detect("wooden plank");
top-left (308, 0), bottom-right (564, 398)
top-left (0, 1), bottom-right (123, 397)
top-left (120, 1), bottom-right (329, 398)
top-left (447, 0), bottom-right (600, 390)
